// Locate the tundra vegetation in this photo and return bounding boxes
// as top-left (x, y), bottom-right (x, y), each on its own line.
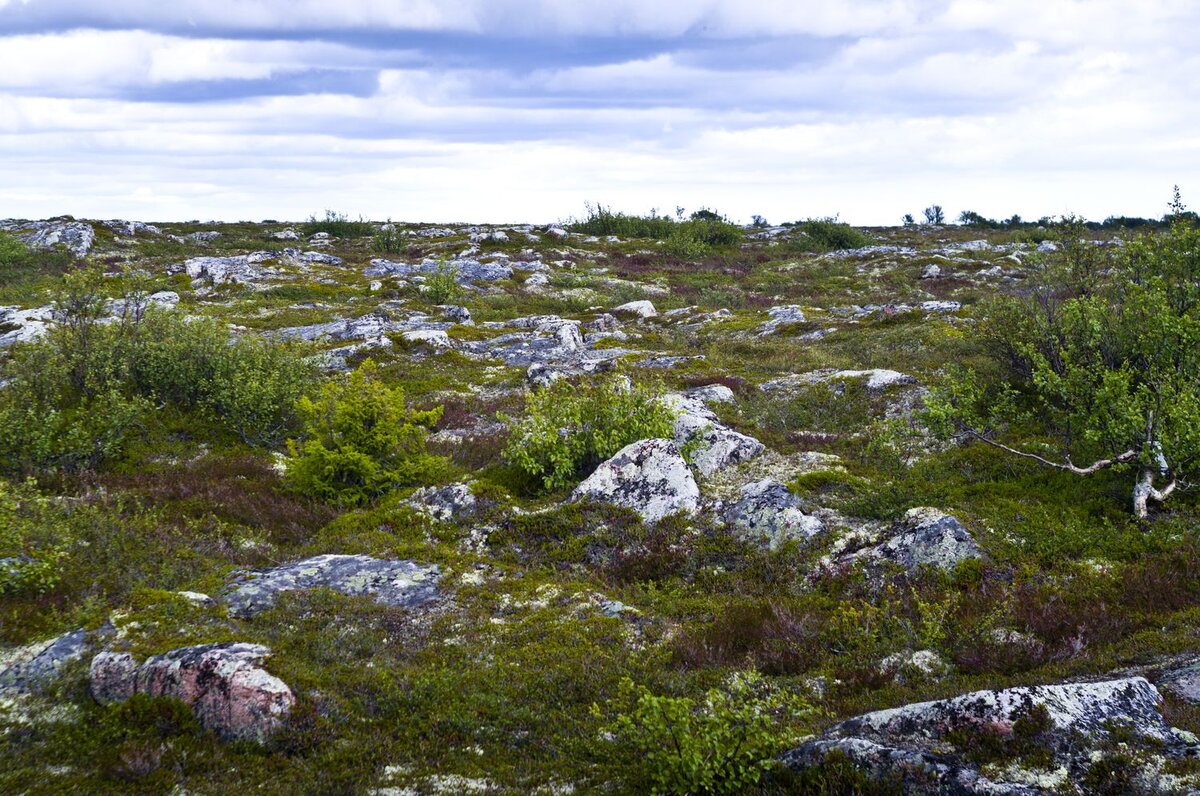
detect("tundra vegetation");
top-left (1, 200), bottom-right (1199, 794)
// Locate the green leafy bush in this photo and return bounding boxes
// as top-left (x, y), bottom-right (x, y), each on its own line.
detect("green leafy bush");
top-left (0, 231), bottom-right (27, 266)
top-left (500, 369), bottom-right (676, 492)
top-left (794, 217), bottom-right (874, 251)
top-left (285, 359), bottom-right (444, 505)
top-left (373, 220), bottom-right (405, 254)
top-left (596, 672), bottom-right (809, 796)
top-left (926, 204), bottom-right (1200, 517)
top-left (0, 269), bottom-right (318, 473)
top-left (423, 261), bottom-right (462, 304)
top-left (0, 479), bottom-right (70, 596)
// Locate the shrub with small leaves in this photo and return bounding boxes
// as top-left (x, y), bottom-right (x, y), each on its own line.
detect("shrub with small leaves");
top-left (500, 369), bottom-right (676, 492)
top-left (0, 479), bottom-right (70, 596)
top-left (285, 359), bottom-right (444, 505)
top-left (595, 671), bottom-right (810, 796)
top-left (423, 261), bottom-right (462, 304)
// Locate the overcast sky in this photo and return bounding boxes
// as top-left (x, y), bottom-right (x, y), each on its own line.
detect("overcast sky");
top-left (1, 0), bottom-right (1197, 225)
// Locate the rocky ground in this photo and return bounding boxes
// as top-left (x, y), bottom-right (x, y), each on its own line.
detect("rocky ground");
top-left (2, 214), bottom-right (1200, 794)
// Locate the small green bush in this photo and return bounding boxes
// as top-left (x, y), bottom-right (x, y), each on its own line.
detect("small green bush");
top-left (567, 203), bottom-right (677, 239)
top-left (0, 479), bottom-right (70, 596)
top-left (500, 369), bottom-right (676, 492)
top-left (301, 210), bottom-right (375, 239)
top-left (596, 672), bottom-right (809, 796)
top-left (0, 231), bottom-right (27, 266)
top-left (373, 221), bottom-right (405, 254)
top-left (285, 359), bottom-right (444, 505)
top-left (423, 261), bottom-right (462, 304)
top-left (795, 218), bottom-right (873, 251)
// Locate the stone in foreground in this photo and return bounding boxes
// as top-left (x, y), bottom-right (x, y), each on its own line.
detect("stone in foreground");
top-left (224, 554), bottom-right (441, 618)
top-left (90, 643), bottom-right (294, 743)
top-left (571, 438), bottom-right (700, 522)
top-left (780, 677), bottom-right (1196, 794)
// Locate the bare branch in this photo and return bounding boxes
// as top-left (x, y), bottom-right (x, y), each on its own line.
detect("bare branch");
top-left (962, 429), bottom-right (1138, 475)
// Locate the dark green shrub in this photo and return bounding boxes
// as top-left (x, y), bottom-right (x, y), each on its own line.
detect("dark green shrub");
top-left (567, 203), bottom-right (678, 239)
top-left (500, 369), bottom-right (676, 492)
top-left (795, 218), bottom-right (873, 251)
top-left (300, 210), bottom-right (374, 238)
top-left (285, 359), bottom-right (444, 505)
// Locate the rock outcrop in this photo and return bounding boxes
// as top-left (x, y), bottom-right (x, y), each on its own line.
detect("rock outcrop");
top-left (664, 392), bottom-right (764, 477)
top-left (3, 219), bottom-right (95, 256)
top-left (780, 677), bottom-right (1197, 794)
top-left (90, 643), bottom-right (294, 742)
top-left (571, 438), bottom-right (700, 522)
top-left (0, 629), bottom-right (90, 693)
top-left (838, 508), bottom-right (984, 573)
top-left (224, 554), bottom-right (441, 618)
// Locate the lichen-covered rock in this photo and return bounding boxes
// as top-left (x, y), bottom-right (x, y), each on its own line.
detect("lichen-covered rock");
top-left (571, 438), bottom-right (700, 522)
top-left (684, 383), bottom-right (736, 404)
top-left (0, 629), bottom-right (90, 693)
top-left (841, 508), bottom-right (984, 572)
top-left (664, 393), bottom-right (764, 477)
top-left (725, 479), bottom-right (822, 548)
top-left (758, 304), bottom-right (806, 335)
top-left (760, 368), bottom-right (918, 395)
top-left (408, 483), bottom-right (478, 522)
top-left (1157, 659), bottom-right (1200, 704)
top-left (401, 329), bottom-right (452, 348)
top-left (224, 554), bottom-right (441, 618)
top-left (780, 678), bottom-right (1194, 794)
top-left (89, 643), bottom-right (294, 742)
top-left (878, 648), bottom-right (950, 684)
top-left (364, 257), bottom-right (512, 284)
top-left (5, 219), bottom-right (96, 256)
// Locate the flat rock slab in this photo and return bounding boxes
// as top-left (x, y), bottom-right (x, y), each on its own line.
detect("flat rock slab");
top-left (90, 642), bottom-right (294, 743)
top-left (224, 554), bottom-right (441, 618)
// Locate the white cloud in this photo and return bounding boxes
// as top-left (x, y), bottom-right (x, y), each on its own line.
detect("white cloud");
top-left (0, 0), bottom-right (1197, 223)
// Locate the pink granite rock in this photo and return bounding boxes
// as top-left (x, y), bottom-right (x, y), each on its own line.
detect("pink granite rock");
top-left (90, 642), bottom-right (294, 742)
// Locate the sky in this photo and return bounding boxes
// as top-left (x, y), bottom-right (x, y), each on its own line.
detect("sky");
top-left (0, 0), bottom-right (1197, 225)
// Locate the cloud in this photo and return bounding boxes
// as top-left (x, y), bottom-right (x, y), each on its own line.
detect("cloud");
top-left (0, 0), bottom-right (1197, 223)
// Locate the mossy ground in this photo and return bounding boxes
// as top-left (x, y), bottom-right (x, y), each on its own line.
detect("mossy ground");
top-left (1, 219), bottom-right (1196, 794)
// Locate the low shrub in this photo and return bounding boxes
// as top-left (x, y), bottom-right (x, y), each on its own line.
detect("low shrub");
top-left (423, 261), bottom-right (462, 304)
top-left (0, 479), bottom-right (69, 596)
top-left (285, 359), bottom-right (444, 505)
top-left (794, 218), bottom-right (873, 251)
top-left (596, 672), bottom-right (810, 796)
top-left (500, 369), bottom-right (676, 492)
top-left (0, 273), bottom-right (319, 473)
top-left (300, 210), bottom-right (375, 239)
top-left (567, 203), bottom-right (678, 239)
